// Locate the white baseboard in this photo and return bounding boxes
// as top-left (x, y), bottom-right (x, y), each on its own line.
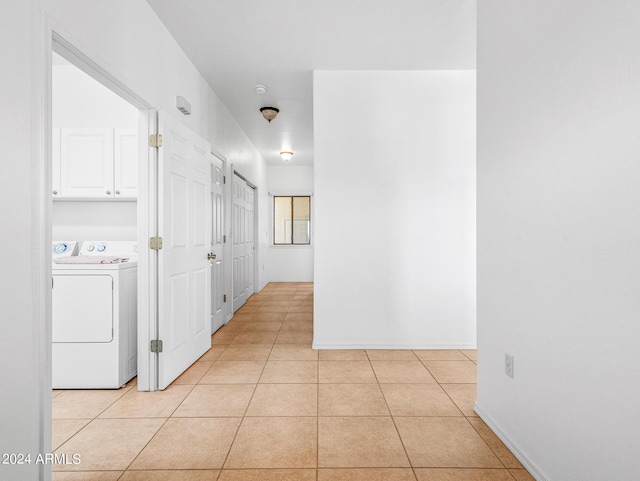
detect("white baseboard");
top-left (311, 342), bottom-right (477, 350)
top-left (474, 403), bottom-right (549, 481)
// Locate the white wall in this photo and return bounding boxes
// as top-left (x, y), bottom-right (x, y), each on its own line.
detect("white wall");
top-left (268, 165), bottom-right (314, 282)
top-left (313, 70), bottom-right (476, 349)
top-left (0, 1), bottom-right (267, 478)
top-left (476, 2), bottom-right (640, 480)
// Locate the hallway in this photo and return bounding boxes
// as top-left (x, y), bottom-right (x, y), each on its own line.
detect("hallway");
top-left (52, 282), bottom-right (533, 481)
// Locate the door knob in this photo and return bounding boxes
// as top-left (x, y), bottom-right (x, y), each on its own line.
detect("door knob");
top-left (208, 253), bottom-right (216, 260)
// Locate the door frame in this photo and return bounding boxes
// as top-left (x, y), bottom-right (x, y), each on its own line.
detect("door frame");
top-left (46, 27), bottom-right (158, 393)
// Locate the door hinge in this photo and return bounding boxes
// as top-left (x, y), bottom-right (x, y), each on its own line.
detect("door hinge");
top-left (223, 175), bottom-right (227, 184)
top-left (223, 294), bottom-right (227, 303)
top-left (149, 134), bottom-right (163, 148)
top-left (150, 339), bottom-right (163, 353)
top-left (223, 235), bottom-right (226, 243)
top-left (149, 236), bottom-right (163, 250)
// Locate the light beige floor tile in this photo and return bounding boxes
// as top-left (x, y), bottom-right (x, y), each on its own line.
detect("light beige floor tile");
top-left (318, 384), bottom-right (389, 416)
top-left (254, 311), bottom-right (287, 322)
top-left (509, 469), bottom-right (536, 481)
top-left (218, 469), bottom-right (316, 481)
top-left (53, 418), bottom-right (164, 471)
top-left (198, 345), bottom-right (228, 362)
top-left (212, 330), bottom-right (239, 344)
top-left (199, 361), bottom-right (266, 384)
top-left (413, 350), bottom-right (469, 361)
top-left (441, 384), bottom-right (478, 417)
top-left (280, 320), bottom-right (313, 332)
top-left (284, 312), bottom-right (313, 322)
top-left (173, 361), bottom-right (213, 385)
top-left (318, 417), bottom-right (409, 467)
top-left (259, 360), bottom-right (318, 383)
top-left (99, 384), bottom-right (192, 418)
top-left (288, 304), bottom-right (314, 313)
top-left (319, 361), bottom-right (377, 383)
top-left (394, 417), bottom-right (502, 468)
top-left (230, 331), bottom-right (278, 345)
top-left (241, 321), bottom-right (283, 332)
top-left (52, 390), bottom-right (64, 398)
top-left (131, 417), bottom-right (241, 469)
top-left (52, 472), bottom-right (123, 481)
top-left (230, 312), bottom-right (255, 322)
top-left (319, 350), bottom-right (368, 361)
top-left (259, 302), bottom-right (291, 312)
top-left (366, 350), bottom-right (418, 360)
top-left (269, 344), bottom-right (319, 360)
top-left (225, 417), bottom-right (317, 468)
top-left (173, 384), bottom-right (255, 417)
top-left (52, 389), bottom-right (130, 419)
top-left (371, 361), bottom-right (437, 383)
top-left (414, 468), bottom-right (515, 481)
top-left (52, 419), bottom-right (91, 451)
top-left (269, 294), bottom-right (297, 301)
top-left (318, 468), bottom-right (417, 481)
top-left (276, 330), bottom-right (313, 344)
top-left (467, 418), bottom-right (523, 469)
top-left (422, 361), bottom-right (477, 383)
top-left (120, 471), bottom-right (220, 481)
top-left (236, 304), bottom-right (260, 313)
top-left (218, 344), bottom-right (272, 361)
top-left (246, 384), bottom-right (317, 416)
top-left (217, 321), bottom-right (245, 331)
top-left (380, 384), bottom-right (462, 416)
top-left (461, 350), bottom-right (478, 361)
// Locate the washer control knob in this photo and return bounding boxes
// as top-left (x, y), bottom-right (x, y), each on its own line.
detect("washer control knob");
top-left (87, 244), bottom-right (95, 252)
top-left (97, 244), bottom-right (106, 253)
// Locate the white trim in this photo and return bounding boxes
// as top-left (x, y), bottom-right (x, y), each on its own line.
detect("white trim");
top-left (474, 403), bottom-right (548, 481)
top-left (269, 191), bottom-right (314, 196)
top-left (311, 342), bottom-right (478, 350)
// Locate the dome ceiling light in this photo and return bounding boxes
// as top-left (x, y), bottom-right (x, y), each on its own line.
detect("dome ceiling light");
top-left (280, 151), bottom-right (293, 162)
top-left (260, 106), bottom-right (279, 123)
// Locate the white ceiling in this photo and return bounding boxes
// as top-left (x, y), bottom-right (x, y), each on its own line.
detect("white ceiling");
top-left (146, 0), bottom-right (476, 166)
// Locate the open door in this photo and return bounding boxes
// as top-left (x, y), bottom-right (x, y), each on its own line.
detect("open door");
top-left (210, 153), bottom-right (225, 333)
top-left (157, 112), bottom-right (212, 389)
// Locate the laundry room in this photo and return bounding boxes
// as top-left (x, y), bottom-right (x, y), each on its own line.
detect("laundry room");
top-left (51, 51), bottom-right (139, 390)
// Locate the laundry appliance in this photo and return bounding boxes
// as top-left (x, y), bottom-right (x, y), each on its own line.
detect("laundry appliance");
top-left (52, 240), bottom-right (137, 389)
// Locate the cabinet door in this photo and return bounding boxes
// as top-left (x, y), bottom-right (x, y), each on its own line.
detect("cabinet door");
top-left (114, 128), bottom-right (138, 199)
top-left (52, 128), bottom-right (61, 197)
top-left (60, 128), bottom-right (114, 198)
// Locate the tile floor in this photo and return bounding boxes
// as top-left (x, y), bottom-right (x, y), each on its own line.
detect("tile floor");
top-left (52, 282), bottom-right (534, 481)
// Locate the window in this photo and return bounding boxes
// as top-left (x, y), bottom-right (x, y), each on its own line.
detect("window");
top-left (273, 196), bottom-right (311, 245)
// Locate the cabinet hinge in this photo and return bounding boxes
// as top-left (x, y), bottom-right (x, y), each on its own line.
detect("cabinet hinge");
top-left (149, 237), bottom-right (163, 250)
top-left (149, 134), bottom-right (163, 148)
top-left (223, 294), bottom-right (227, 303)
top-left (150, 339), bottom-right (163, 353)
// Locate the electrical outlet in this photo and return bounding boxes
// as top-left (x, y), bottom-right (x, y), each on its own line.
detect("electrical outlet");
top-left (505, 353), bottom-right (514, 378)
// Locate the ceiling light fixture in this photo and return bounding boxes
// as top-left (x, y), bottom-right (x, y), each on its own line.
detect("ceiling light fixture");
top-left (280, 151), bottom-right (293, 162)
top-left (260, 106), bottom-right (279, 123)
top-left (255, 84), bottom-right (268, 94)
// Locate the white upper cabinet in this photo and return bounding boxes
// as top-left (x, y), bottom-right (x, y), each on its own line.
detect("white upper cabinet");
top-left (114, 129), bottom-right (138, 199)
top-left (60, 128), bottom-right (114, 198)
top-left (54, 128), bottom-right (137, 200)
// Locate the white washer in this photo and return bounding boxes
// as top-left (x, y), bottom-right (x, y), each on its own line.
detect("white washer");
top-left (52, 241), bottom-right (137, 389)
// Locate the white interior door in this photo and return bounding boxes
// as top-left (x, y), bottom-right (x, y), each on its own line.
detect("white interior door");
top-left (232, 174), bottom-right (255, 311)
top-left (157, 112), bottom-right (212, 389)
top-left (210, 155), bottom-right (225, 333)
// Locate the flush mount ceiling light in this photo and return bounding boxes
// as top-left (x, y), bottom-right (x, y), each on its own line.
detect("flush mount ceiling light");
top-left (255, 84), bottom-right (268, 95)
top-left (280, 151), bottom-right (294, 162)
top-left (260, 106), bottom-right (279, 123)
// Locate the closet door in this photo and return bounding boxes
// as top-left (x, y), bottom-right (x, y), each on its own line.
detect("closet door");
top-left (232, 175), bottom-right (255, 312)
top-left (60, 128), bottom-right (114, 198)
